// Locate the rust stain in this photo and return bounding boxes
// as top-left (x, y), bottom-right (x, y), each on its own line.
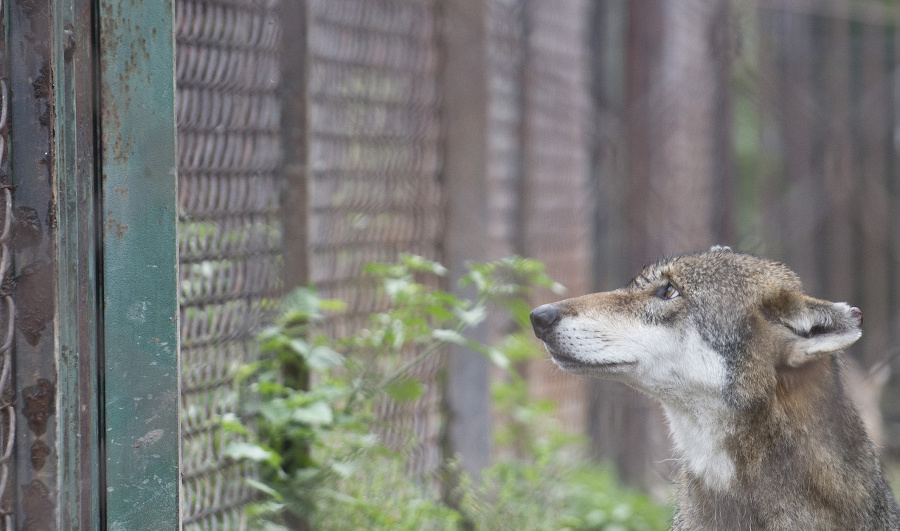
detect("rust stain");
top-left (113, 186), bottom-right (128, 195)
top-left (15, 263), bottom-right (53, 346)
top-left (30, 440), bottom-right (50, 470)
top-left (22, 379), bottom-right (55, 436)
top-left (45, 197), bottom-right (57, 231)
top-left (22, 480), bottom-right (53, 530)
top-left (32, 62), bottom-right (53, 127)
top-left (31, 63), bottom-right (52, 100)
top-left (106, 218), bottom-right (129, 239)
top-left (19, 0), bottom-right (47, 17)
top-left (12, 206), bottom-right (42, 249)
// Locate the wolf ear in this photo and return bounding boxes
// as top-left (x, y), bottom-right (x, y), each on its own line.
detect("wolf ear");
top-left (774, 293), bottom-right (862, 367)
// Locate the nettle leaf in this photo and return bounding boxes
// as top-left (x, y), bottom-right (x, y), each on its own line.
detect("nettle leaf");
top-left (432, 328), bottom-right (467, 346)
top-left (225, 442), bottom-right (278, 465)
top-left (259, 400), bottom-right (292, 425)
top-left (486, 347), bottom-right (511, 370)
top-left (318, 298), bottom-right (347, 312)
top-left (257, 380), bottom-right (288, 396)
top-left (258, 324), bottom-right (282, 343)
top-left (305, 345), bottom-right (344, 370)
top-left (460, 269), bottom-right (488, 292)
top-left (501, 331), bottom-right (544, 362)
top-left (245, 478), bottom-right (284, 500)
top-left (291, 401), bottom-right (334, 426)
top-left (362, 261), bottom-right (394, 276)
top-left (287, 338), bottom-right (311, 357)
top-left (384, 276), bottom-right (412, 299)
top-left (233, 360), bottom-right (265, 383)
top-left (258, 520), bottom-right (290, 531)
top-left (245, 499), bottom-right (286, 519)
top-left (329, 460), bottom-right (358, 478)
top-left (425, 304), bottom-right (455, 322)
top-left (389, 318), bottom-right (406, 350)
top-left (504, 298), bottom-right (535, 329)
top-left (401, 254), bottom-right (448, 276)
top-left (384, 377), bottom-right (424, 403)
top-left (220, 413), bottom-right (250, 435)
top-left (259, 332), bottom-right (291, 354)
top-left (454, 305), bottom-right (487, 327)
top-left (282, 287), bottom-right (322, 317)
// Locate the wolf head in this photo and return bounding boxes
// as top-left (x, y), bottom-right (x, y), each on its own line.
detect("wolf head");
top-left (530, 246), bottom-right (862, 410)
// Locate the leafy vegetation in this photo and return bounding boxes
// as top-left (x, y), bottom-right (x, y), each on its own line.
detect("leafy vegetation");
top-left (223, 255), bottom-right (671, 530)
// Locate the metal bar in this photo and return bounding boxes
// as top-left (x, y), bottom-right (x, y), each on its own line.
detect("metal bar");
top-left (96, 0), bottom-right (181, 527)
top-left (53, 0), bottom-right (101, 527)
top-left (8, 0), bottom-right (60, 527)
top-left (0, 2), bottom-right (13, 528)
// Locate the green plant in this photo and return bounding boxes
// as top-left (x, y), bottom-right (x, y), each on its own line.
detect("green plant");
top-left (223, 255), bottom-right (671, 530)
top-left (223, 255), bottom-right (560, 526)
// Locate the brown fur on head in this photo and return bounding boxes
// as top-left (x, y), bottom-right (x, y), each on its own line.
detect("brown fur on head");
top-left (530, 247), bottom-right (899, 530)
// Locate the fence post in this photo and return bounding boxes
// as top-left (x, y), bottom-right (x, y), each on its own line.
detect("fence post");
top-left (54, 0), bottom-right (101, 527)
top-left (97, 0), bottom-right (181, 527)
top-left (282, 0), bottom-right (310, 291)
top-left (439, 0), bottom-right (493, 482)
top-left (8, 0), bottom-right (61, 526)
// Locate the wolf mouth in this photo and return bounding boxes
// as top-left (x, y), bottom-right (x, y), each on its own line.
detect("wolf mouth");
top-left (549, 350), bottom-right (635, 369)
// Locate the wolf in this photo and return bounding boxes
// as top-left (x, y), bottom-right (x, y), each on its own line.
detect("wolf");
top-left (530, 246), bottom-right (900, 530)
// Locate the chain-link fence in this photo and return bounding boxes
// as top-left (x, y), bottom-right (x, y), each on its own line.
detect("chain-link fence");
top-left (305, 0), bottom-right (445, 477)
top-left (515, 0), bottom-right (592, 434)
top-left (176, 0), bottom-right (593, 524)
top-left (176, 0), bottom-right (285, 527)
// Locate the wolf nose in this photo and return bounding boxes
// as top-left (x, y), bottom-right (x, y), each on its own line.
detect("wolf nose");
top-left (530, 304), bottom-right (560, 339)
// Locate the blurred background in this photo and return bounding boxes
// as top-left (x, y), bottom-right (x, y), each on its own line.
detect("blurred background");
top-left (173, 0), bottom-right (900, 525)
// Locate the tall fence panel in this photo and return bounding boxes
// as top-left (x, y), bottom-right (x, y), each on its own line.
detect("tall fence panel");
top-left (519, 0), bottom-right (593, 434)
top-left (176, 0), bottom-right (286, 527)
top-left (305, 0), bottom-right (444, 476)
top-left (486, 0), bottom-right (527, 262)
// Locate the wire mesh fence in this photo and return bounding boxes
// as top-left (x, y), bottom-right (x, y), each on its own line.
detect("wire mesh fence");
top-left (305, 0), bottom-right (445, 478)
top-left (176, 0), bottom-right (285, 527)
top-left (166, 0), bottom-right (900, 524)
top-left (486, 0), bottom-right (527, 262)
top-left (173, 1), bottom-right (595, 523)
top-left (516, 0), bottom-right (593, 435)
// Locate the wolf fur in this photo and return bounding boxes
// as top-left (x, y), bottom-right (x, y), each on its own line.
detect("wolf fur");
top-left (530, 247), bottom-right (900, 530)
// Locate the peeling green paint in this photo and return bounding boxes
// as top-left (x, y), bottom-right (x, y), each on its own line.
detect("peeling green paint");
top-left (98, 0), bottom-right (180, 528)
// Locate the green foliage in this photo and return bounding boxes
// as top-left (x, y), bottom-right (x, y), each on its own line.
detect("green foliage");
top-left (457, 455), bottom-right (670, 531)
top-left (223, 255), bottom-right (671, 529)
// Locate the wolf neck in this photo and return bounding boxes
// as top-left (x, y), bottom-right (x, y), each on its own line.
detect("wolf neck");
top-left (668, 357), bottom-right (874, 497)
top-left (662, 401), bottom-right (736, 491)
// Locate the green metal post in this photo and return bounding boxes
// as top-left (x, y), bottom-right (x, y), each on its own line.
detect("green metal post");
top-left (97, 0), bottom-right (180, 528)
top-left (54, 0), bottom-right (101, 527)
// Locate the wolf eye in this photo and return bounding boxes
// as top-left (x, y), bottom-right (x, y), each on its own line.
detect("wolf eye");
top-left (654, 283), bottom-right (679, 300)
